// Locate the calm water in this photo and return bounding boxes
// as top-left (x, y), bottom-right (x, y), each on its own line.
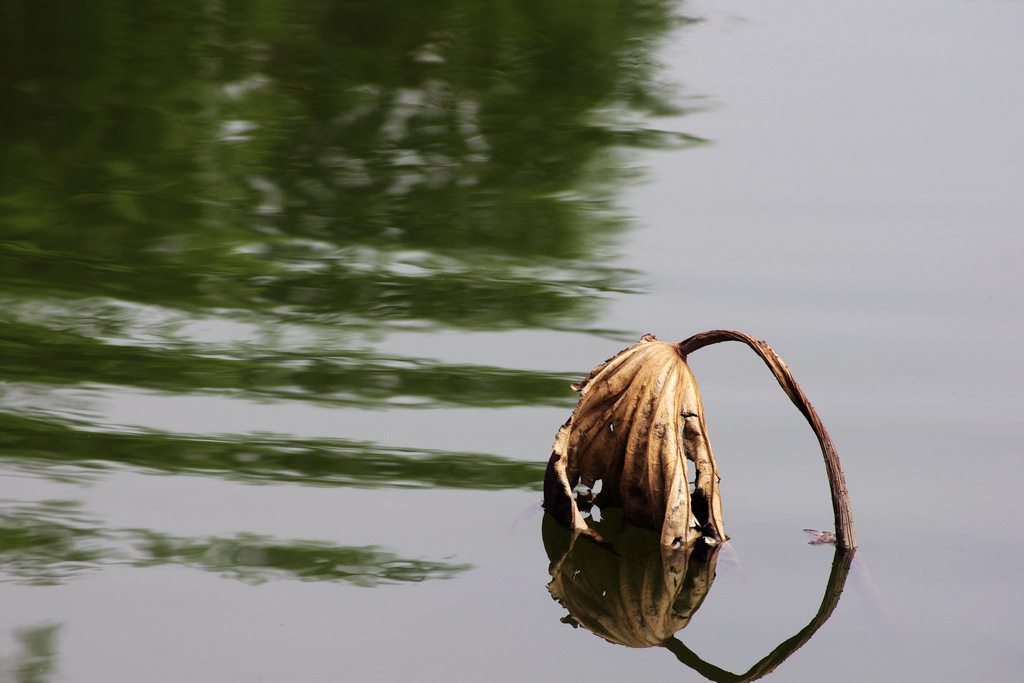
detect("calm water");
top-left (2, 1), bottom-right (1022, 681)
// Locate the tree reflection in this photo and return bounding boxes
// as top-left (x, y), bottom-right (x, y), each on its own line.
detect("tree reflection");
top-left (542, 512), bottom-right (855, 681)
top-left (0, 500), bottom-right (470, 587)
top-left (0, 0), bottom-right (700, 485)
top-left (0, 413), bottom-right (545, 490)
top-left (0, 624), bottom-right (60, 683)
top-left (0, 319), bottom-right (577, 410)
top-left (0, 500), bottom-right (106, 586)
top-left (131, 531), bottom-right (471, 586)
top-left (0, 0), bottom-right (695, 328)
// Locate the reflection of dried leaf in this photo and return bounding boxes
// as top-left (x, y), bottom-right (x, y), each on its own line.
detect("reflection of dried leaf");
top-left (544, 334), bottom-right (724, 547)
top-left (543, 512), bottom-right (720, 648)
top-left (545, 331), bottom-right (856, 550)
top-left (541, 514), bottom-right (858, 682)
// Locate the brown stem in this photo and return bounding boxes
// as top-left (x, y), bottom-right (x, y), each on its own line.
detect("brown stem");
top-left (677, 330), bottom-right (857, 550)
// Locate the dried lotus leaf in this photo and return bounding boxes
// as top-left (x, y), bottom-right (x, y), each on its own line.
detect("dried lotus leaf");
top-left (544, 335), bottom-right (724, 547)
top-left (545, 330), bottom-right (856, 550)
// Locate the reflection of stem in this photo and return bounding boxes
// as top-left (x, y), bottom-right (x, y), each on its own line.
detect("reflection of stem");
top-left (662, 547), bottom-right (856, 682)
top-left (677, 330), bottom-right (856, 550)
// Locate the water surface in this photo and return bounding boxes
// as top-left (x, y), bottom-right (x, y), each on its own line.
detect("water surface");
top-left (2, 1), bottom-right (1023, 681)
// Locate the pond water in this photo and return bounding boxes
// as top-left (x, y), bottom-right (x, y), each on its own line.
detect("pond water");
top-left (2, 1), bottom-right (1022, 681)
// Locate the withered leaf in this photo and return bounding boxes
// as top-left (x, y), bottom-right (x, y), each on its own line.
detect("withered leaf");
top-left (544, 330), bottom-right (856, 550)
top-left (544, 334), bottom-right (725, 548)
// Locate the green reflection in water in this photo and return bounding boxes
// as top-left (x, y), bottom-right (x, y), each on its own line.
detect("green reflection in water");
top-left (0, 0), bottom-right (697, 478)
top-left (0, 501), bottom-right (106, 586)
top-left (0, 0), bottom-right (694, 324)
top-left (132, 531), bottom-right (471, 586)
top-left (0, 624), bottom-right (60, 683)
top-left (0, 500), bottom-right (471, 587)
top-left (0, 319), bottom-right (577, 408)
top-left (0, 413), bottom-right (546, 490)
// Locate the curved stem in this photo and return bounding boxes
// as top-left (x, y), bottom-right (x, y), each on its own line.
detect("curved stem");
top-left (677, 330), bottom-right (856, 550)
